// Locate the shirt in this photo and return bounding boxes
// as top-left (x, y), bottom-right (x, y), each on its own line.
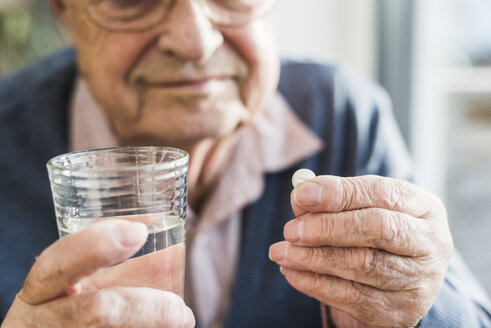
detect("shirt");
top-left (69, 78), bottom-right (323, 328)
top-left (1, 49), bottom-right (490, 327)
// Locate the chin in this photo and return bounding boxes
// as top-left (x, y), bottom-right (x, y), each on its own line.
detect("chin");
top-left (112, 92), bottom-right (254, 146)
top-left (118, 112), bottom-right (246, 147)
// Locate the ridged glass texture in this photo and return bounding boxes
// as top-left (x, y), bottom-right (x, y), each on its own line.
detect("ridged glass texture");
top-left (46, 146), bottom-right (188, 236)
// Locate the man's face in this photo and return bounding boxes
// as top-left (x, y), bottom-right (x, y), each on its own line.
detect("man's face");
top-left (58, 0), bottom-right (280, 147)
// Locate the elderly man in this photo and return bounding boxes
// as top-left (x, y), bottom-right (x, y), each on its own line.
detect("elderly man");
top-left (0, 0), bottom-right (490, 327)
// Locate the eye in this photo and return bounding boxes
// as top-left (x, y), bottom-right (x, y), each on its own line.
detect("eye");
top-left (88, 0), bottom-right (162, 22)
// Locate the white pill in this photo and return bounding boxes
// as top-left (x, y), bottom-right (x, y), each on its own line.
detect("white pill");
top-left (292, 168), bottom-right (316, 188)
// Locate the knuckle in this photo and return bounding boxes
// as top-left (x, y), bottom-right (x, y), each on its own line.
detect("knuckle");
top-left (351, 248), bottom-right (399, 289)
top-left (379, 176), bottom-right (406, 211)
top-left (352, 247), bottom-right (377, 276)
top-left (85, 290), bottom-right (121, 327)
top-left (339, 178), bottom-right (357, 211)
top-left (376, 209), bottom-right (401, 244)
top-left (362, 208), bottom-right (401, 245)
top-left (319, 213), bottom-right (335, 242)
top-left (311, 275), bottom-right (326, 296)
top-left (358, 175), bottom-right (379, 206)
top-left (300, 273), bottom-right (322, 296)
top-left (343, 282), bottom-right (364, 306)
top-left (382, 211), bottom-right (399, 243)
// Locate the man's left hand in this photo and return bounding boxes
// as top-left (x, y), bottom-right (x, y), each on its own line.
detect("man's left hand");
top-left (269, 175), bottom-right (453, 328)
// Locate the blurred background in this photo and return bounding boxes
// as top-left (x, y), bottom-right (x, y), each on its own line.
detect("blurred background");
top-left (1, 0), bottom-right (490, 294)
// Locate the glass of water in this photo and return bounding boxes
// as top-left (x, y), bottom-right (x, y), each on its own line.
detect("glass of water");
top-left (46, 146), bottom-right (188, 296)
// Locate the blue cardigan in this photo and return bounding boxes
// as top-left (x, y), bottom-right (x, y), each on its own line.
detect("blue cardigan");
top-left (1, 49), bottom-right (490, 327)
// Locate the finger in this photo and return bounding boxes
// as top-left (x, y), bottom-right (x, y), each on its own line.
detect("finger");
top-left (280, 268), bottom-right (424, 328)
top-left (270, 242), bottom-right (417, 290)
top-left (82, 243), bottom-right (186, 297)
top-left (20, 220), bottom-right (148, 305)
top-left (27, 287), bottom-right (194, 328)
top-left (283, 208), bottom-right (431, 256)
top-left (291, 175), bottom-right (442, 219)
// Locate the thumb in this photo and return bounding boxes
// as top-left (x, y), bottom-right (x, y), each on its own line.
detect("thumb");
top-left (20, 219), bottom-right (148, 304)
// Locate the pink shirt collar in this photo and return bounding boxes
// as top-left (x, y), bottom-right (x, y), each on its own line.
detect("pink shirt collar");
top-left (188, 91), bottom-right (324, 237)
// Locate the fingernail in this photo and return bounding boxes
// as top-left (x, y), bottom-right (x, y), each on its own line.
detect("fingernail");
top-left (284, 219), bottom-right (303, 243)
top-left (294, 182), bottom-right (324, 206)
top-left (269, 242), bottom-right (288, 263)
top-left (115, 222), bottom-right (148, 247)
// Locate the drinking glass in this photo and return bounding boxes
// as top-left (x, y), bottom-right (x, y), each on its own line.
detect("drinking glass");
top-left (46, 146), bottom-right (188, 296)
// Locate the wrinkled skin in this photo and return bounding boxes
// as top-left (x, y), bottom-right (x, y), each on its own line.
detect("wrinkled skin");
top-left (54, 0), bottom-right (279, 148)
top-left (2, 220), bottom-right (194, 328)
top-left (270, 175), bottom-right (453, 328)
top-left (3, 0), bottom-right (453, 326)
top-left (3, 0), bottom-right (279, 324)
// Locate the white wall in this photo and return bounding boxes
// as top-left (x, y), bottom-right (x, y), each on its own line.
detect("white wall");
top-left (410, 0), bottom-right (447, 198)
top-left (272, 0), bottom-right (377, 78)
top-left (273, 0), bottom-right (447, 198)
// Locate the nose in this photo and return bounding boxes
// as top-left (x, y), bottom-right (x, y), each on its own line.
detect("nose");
top-left (156, 0), bottom-right (224, 63)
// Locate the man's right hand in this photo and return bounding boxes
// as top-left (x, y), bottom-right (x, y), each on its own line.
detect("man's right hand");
top-left (1, 220), bottom-right (195, 328)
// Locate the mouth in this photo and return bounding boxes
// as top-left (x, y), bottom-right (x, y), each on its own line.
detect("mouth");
top-left (135, 76), bottom-right (236, 96)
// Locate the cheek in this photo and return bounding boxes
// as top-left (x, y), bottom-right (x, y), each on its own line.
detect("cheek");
top-left (223, 20), bottom-right (280, 111)
top-left (72, 16), bottom-right (155, 120)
